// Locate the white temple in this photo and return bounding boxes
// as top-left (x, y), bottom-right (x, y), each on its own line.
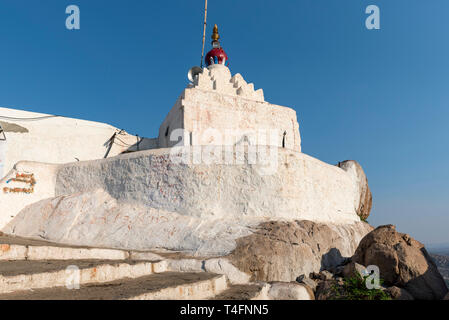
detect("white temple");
top-left (0, 25), bottom-right (366, 240)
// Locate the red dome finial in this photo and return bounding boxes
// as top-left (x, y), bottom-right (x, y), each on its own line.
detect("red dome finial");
top-left (205, 25), bottom-right (228, 67)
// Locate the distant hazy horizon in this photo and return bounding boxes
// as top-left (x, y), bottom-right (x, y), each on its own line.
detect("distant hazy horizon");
top-left (0, 1), bottom-right (447, 245)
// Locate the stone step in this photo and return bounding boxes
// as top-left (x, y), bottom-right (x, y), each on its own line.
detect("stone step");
top-left (0, 233), bottom-right (164, 261)
top-left (0, 272), bottom-right (227, 300)
top-left (0, 243), bottom-right (131, 261)
top-left (211, 283), bottom-right (268, 300)
top-left (0, 259), bottom-right (167, 294)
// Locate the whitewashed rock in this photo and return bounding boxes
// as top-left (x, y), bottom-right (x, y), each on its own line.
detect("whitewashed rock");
top-left (166, 259), bottom-right (204, 273)
top-left (2, 188), bottom-right (372, 282)
top-left (128, 251), bottom-right (165, 262)
top-left (337, 160), bottom-right (372, 220)
top-left (2, 189), bottom-right (258, 257)
top-left (53, 147), bottom-right (361, 225)
top-left (267, 282), bottom-right (314, 300)
top-left (204, 258), bottom-right (251, 284)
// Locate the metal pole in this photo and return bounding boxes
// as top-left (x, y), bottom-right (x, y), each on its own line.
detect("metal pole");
top-left (200, 0), bottom-right (208, 68)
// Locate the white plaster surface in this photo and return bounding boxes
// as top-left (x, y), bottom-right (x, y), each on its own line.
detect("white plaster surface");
top-left (2, 188), bottom-right (369, 264)
top-left (1, 144), bottom-right (367, 257)
top-left (0, 144), bottom-right (362, 230)
top-left (0, 107), bottom-right (156, 176)
top-left (159, 66), bottom-right (301, 152)
top-left (0, 161), bottom-right (58, 229)
top-left (0, 261), bottom-right (158, 294)
top-left (52, 147), bottom-right (360, 224)
top-left (0, 67), bottom-right (371, 284)
top-left (267, 282), bottom-right (313, 300)
top-left (194, 64), bottom-right (265, 102)
top-left (128, 274), bottom-right (228, 300)
top-left (2, 189), bottom-right (260, 256)
top-left (203, 258), bottom-right (251, 284)
top-left (0, 243), bottom-right (129, 261)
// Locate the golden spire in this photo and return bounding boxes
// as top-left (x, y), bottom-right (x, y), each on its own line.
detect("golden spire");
top-left (211, 24), bottom-right (220, 41)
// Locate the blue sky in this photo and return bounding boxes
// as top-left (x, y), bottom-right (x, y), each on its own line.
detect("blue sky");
top-left (0, 1), bottom-right (448, 245)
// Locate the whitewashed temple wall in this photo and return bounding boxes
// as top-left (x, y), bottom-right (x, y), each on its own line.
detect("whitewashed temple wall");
top-left (0, 107), bottom-right (156, 177)
top-left (158, 65), bottom-right (301, 152)
top-left (158, 88), bottom-right (301, 151)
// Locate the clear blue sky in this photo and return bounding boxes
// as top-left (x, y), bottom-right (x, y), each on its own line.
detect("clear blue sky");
top-left (0, 1), bottom-right (448, 245)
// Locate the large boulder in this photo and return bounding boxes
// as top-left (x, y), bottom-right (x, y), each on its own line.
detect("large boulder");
top-left (353, 225), bottom-right (449, 300)
top-left (226, 220), bottom-right (373, 282)
top-left (267, 282), bottom-right (314, 300)
top-left (337, 160), bottom-right (372, 221)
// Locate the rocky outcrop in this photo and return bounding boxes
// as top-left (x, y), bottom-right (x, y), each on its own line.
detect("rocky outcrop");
top-left (298, 268), bottom-right (394, 300)
top-left (386, 286), bottom-right (414, 300)
top-left (226, 220), bottom-right (372, 282)
top-left (53, 148), bottom-right (362, 225)
top-left (315, 280), bottom-right (336, 300)
top-left (342, 261), bottom-right (367, 279)
top-left (353, 225), bottom-right (449, 300)
top-left (1, 189), bottom-right (257, 257)
top-left (337, 160), bottom-right (372, 221)
top-left (430, 253), bottom-right (449, 288)
top-left (2, 189), bottom-right (372, 283)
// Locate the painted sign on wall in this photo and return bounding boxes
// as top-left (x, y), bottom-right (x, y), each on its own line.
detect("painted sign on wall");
top-left (0, 140), bottom-right (6, 179)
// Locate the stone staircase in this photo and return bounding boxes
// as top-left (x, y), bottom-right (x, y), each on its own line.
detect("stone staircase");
top-left (0, 234), bottom-right (273, 300)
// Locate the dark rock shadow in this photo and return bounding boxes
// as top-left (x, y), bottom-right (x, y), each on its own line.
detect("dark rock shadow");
top-left (320, 248), bottom-right (348, 272)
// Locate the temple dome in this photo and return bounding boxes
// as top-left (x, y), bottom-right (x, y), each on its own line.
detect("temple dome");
top-left (205, 24), bottom-right (228, 67)
top-left (205, 48), bottom-right (228, 66)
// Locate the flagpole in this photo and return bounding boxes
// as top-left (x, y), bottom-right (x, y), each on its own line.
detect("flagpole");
top-left (200, 0), bottom-right (208, 68)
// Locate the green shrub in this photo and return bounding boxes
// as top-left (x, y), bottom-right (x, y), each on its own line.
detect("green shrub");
top-left (331, 274), bottom-right (391, 300)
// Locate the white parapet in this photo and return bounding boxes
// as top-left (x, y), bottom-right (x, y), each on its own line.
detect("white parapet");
top-left (0, 107), bottom-right (157, 178)
top-left (0, 146), bottom-right (360, 229)
top-left (51, 147), bottom-right (359, 224)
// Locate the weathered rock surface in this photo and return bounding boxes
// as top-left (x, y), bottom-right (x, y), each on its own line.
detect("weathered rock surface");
top-left (2, 189), bottom-right (258, 257)
top-left (430, 253), bottom-right (449, 288)
top-left (386, 286), bottom-right (414, 300)
top-left (353, 225), bottom-right (449, 300)
top-left (315, 280), bottom-right (335, 300)
top-left (226, 220), bottom-right (372, 282)
top-left (296, 274), bottom-right (318, 291)
top-left (342, 261), bottom-right (367, 279)
top-left (53, 148), bottom-right (362, 225)
top-left (267, 282), bottom-right (314, 300)
top-left (337, 160), bottom-right (372, 220)
top-left (2, 189), bottom-right (372, 283)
